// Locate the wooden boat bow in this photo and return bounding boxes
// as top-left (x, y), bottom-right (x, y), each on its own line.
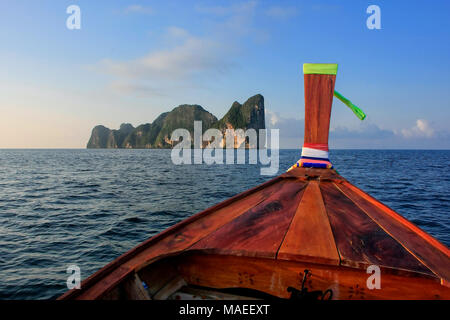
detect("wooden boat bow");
top-left (59, 64), bottom-right (450, 300)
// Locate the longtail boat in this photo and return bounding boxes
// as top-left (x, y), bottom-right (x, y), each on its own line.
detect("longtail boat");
top-left (60, 64), bottom-right (450, 300)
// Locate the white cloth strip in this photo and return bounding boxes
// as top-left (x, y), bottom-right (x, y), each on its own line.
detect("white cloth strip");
top-left (301, 147), bottom-right (329, 159)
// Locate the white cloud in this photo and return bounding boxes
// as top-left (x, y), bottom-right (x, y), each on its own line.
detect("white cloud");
top-left (265, 6), bottom-right (299, 19)
top-left (265, 109), bottom-right (279, 126)
top-left (96, 1), bottom-right (268, 97)
top-left (195, 0), bottom-right (264, 39)
top-left (266, 111), bottom-right (304, 148)
top-left (97, 27), bottom-right (233, 94)
top-left (401, 119), bottom-right (435, 138)
top-left (166, 26), bottom-right (189, 38)
top-left (195, 1), bottom-right (257, 16)
top-left (124, 5), bottom-right (154, 15)
top-left (331, 123), bottom-right (394, 139)
top-left (262, 111), bottom-right (443, 148)
top-left (267, 116), bottom-right (437, 149)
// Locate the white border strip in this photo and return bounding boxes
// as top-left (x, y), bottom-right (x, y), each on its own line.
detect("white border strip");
top-left (301, 147), bottom-right (329, 159)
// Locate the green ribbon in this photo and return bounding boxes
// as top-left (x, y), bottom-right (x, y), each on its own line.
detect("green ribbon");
top-left (334, 90), bottom-right (366, 120)
top-left (303, 63), bottom-right (338, 75)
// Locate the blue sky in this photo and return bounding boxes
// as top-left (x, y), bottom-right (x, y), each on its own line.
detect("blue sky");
top-left (0, 0), bottom-right (449, 148)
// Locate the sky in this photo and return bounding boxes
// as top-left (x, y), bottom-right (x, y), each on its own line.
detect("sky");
top-left (0, 0), bottom-right (449, 149)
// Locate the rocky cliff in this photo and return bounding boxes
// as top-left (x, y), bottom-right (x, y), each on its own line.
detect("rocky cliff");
top-left (87, 94), bottom-right (265, 148)
top-left (212, 94), bottom-right (265, 148)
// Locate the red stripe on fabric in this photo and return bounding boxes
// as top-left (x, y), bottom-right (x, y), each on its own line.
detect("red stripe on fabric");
top-left (299, 159), bottom-right (331, 165)
top-left (303, 143), bottom-right (329, 151)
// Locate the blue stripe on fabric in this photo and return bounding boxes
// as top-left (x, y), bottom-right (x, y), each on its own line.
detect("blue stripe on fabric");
top-left (301, 162), bottom-right (328, 168)
top-left (300, 156), bottom-right (330, 162)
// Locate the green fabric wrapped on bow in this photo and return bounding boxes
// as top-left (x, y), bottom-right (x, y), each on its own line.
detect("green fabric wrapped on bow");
top-left (333, 90), bottom-right (366, 120)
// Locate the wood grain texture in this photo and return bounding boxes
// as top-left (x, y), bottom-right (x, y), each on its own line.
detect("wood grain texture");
top-left (59, 176), bottom-right (284, 300)
top-left (282, 167), bottom-right (345, 182)
top-left (122, 273), bottom-right (151, 300)
top-left (138, 258), bottom-right (178, 297)
top-left (320, 182), bottom-right (435, 275)
top-left (303, 74), bottom-right (336, 145)
top-left (58, 62), bottom-right (450, 301)
top-left (153, 276), bottom-right (186, 300)
top-left (191, 180), bottom-right (307, 258)
top-left (336, 181), bottom-right (450, 282)
top-left (278, 181), bottom-right (340, 265)
top-left (176, 253), bottom-right (449, 300)
top-left (174, 286), bottom-right (260, 300)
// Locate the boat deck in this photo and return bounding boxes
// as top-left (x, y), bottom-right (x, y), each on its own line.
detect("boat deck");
top-left (60, 168), bottom-right (450, 300)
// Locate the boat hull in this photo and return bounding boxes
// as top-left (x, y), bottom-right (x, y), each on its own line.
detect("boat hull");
top-left (59, 168), bottom-right (450, 300)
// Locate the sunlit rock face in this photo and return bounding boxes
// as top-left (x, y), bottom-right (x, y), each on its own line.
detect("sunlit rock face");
top-left (87, 94), bottom-right (265, 149)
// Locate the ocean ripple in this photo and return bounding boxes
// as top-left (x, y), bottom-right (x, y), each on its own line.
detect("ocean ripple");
top-left (0, 149), bottom-right (448, 299)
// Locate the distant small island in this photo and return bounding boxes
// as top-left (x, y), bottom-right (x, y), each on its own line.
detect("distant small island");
top-left (87, 94), bottom-right (265, 149)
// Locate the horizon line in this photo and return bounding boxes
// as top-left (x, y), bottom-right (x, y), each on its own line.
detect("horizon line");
top-left (1, 148), bottom-right (450, 151)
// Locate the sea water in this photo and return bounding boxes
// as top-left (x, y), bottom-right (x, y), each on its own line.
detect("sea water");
top-left (0, 149), bottom-right (448, 299)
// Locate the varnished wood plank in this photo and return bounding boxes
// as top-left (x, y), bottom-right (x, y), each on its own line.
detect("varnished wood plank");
top-left (153, 276), bottom-right (186, 300)
top-left (282, 167), bottom-right (345, 182)
top-left (122, 273), bottom-right (151, 300)
top-left (278, 181), bottom-right (340, 265)
top-left (336, 181), bottom-right (450, 282)
top-left (60, 177), bottom-right (284, 300)
top-left (172, 286), bottom-right (260, 300)
top-left (176, 253), bottom-right (449, 300)
top-left (138, 259), bottom-right (178, 297)
top-left (320, 182), bottom-right (435, 275)
top-left (191, 180), bottom-right (307, 258)
top-left (304, 74), bottom-right (336, 144)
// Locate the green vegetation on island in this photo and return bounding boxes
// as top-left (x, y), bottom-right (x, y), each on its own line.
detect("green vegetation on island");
top-left (87, 94), bottom-right (265, 149)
